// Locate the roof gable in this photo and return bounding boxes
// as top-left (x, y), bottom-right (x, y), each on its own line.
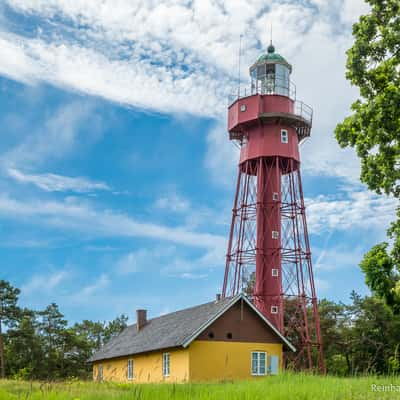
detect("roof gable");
top-left (183, 295), bottom-right (296, 352)
top-left (195, 300), bottom-right (282, 344)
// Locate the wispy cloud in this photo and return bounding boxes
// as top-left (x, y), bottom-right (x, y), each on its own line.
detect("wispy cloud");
top-left (21, 270), bottom-right (68, 294)
top-left (7, 168), bottom-right (110, 193)
top-left (314, 245), bottom-right (365, 271)
top-left (0, 32), bottom-right (227, 118)
top-left (153, 192), bottom-right (190, 214)
top-left (306, 191), bottom-right (397, 235)
top-left (114, 251), bottom-right (144, 275)
top-left (81, 273), bottom-right (110, 297)
top-left (314, 277), bottom-right (331, 293)
top-left (113, 243), bottom-right (223, 280)
top-left (2, 100), bottom-right (102, 168)
top-left (0, 194), bottom-right (226, 250)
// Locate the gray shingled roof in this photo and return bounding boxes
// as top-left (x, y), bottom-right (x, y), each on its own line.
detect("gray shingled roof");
top-left (89, 294), bottom-right (294, 362)
top-left (89, 296), bottom-right (235, 362)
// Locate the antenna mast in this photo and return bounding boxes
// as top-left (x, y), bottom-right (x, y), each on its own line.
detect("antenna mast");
top-left (237, 34), bottom-right (242, 98)
top-left (270, 22), bottom-right (273, 45)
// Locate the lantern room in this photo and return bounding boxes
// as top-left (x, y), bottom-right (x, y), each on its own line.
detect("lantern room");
top-left (249, 43), bottom-right (295, 98)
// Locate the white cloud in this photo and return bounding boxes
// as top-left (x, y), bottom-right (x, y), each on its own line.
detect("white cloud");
top-left (204, 122), bottom-right (238, 188)
top-left (114, 250), bottom-right (147, 275)
top-left (0, 193), bottom-right (226, 250)
top-left (0, 0), bottom-right (374, 185)
top-left (179, 272), bottom-right (208, 280)
top-left (314, 277), bottom-right (331, 293)
top-left (81, 273), bottom-right (110, 296)
top-left (113, 243), bottom-right (224, 279)
top-left (314, 245), bottom-right (365, 271)
top-left (2, 100), bottom-right (101, 168)
top-left (306, 190), bottom-right (397, 235)
top-left (7, 168), bottom-right (110, 193)
top-left (21, 270), bottom-right (68, 294)
top-left (0, 32), bottom-right (227, 118)
top-left (341, 0), bottom-right (370, 25)
top-left (153, 192), bottom-right (190, 213)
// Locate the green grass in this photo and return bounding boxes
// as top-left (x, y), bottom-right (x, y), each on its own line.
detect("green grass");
top-left (0, 374), bottom-right (399, 400)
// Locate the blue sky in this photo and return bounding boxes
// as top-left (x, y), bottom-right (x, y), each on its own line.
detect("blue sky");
top-left (0, 0), bottom-right (397, 324)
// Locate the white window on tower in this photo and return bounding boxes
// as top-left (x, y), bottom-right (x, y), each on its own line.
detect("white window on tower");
top-left (251, 352), bottom-right (267, 376)
top-left (281, 129), bottom-right (288, 143)
top-left (163, 353), bottom-right (170, 377)
top-left (240, 104), bottom-right (247, 112)
top-left (272, 231), bottom-right (279, 239)
top-left (272, 269), bottom-right (279, 277)
top-left (272, 192), bottom-right (279, 201)
top-left (271, 306), bottom-right (279, 314)
top-left (127, 359), bottom-right (134, 380)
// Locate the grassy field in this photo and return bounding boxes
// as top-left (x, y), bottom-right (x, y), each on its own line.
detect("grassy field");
top-left (0, 374), bottom-right (399, 400)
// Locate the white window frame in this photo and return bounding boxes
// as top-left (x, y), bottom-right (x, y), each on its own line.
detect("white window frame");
top-left (127, 358), bottom-right (134, 380)
top-left (281, 129), bottom-right (288, 144)
top-left (271, 306), bottom-right (279, 314)
top-left (272, 268), bottom-right (279, 277)
top-left (98, 364), bottom-right (103, 381)
top-left (251, 351), bottom-right (267, 376)
top-left (272, 192), bottom-right (279, 201)
top-left (272, 230), bottom-right (279, 239)
top-left (240, 104), bottom-right (247, 112)
top-left (162, 352), bottom-right (170, 377)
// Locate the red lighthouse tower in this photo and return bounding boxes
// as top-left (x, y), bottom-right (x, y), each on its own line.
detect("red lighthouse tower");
top-left (222, 43), bottom-right (324, 371)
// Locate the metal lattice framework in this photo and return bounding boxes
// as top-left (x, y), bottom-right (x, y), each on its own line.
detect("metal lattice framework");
top-left (222, 155), bottom-right (324, 371)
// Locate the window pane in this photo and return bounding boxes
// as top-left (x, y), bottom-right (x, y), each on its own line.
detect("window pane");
top-left (128, 359), bottom-right (133, 379)
top-left (163, 353), bottom-right (170, 376)
top-left (251, 352), bottom-right (259, 374)
top-left (259, 353), bottom-right (266, 374)
top-left (259, 363), bottom-right (266, 374)
top-left (252, 360), bottom-right (258, 374)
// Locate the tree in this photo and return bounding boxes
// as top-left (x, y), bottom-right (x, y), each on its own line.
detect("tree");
top-left (37, 303), bottom-right (68, 379)
top-left (335, 0), bottom-right (400, 313)
top-left (5, 309), bottom-right (43, 379)
top-left (0, 280), bottom-right (20, 378)
top-left (103, 314), bottom-right (128, 343)
top-left (317, 299), bottom-right (350, 375)
top-left (360, 243), bottom-right (400, 314)
top-left (71, 316), bottom-right (127, 379)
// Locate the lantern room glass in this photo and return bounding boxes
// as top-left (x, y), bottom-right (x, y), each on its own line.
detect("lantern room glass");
top-left (251, 63), bottom-right (290, 97)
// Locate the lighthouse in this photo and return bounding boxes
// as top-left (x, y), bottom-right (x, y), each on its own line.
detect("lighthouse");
top-left (222, 43), bottom-right (324, 371)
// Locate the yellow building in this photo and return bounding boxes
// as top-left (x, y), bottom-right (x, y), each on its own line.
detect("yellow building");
top-left (89, 294), bottom-right (295, 383)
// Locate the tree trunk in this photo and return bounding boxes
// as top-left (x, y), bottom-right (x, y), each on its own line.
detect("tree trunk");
top-left (0, 332), bottom-right (4, 378)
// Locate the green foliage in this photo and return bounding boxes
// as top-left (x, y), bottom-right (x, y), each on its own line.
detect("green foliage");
top-left (360, 243), bottom-right (400, 313)
top-left (387, 344), bottom-right (400, 374)
top-left (0, 280), bottom-right (21, 377)
top-left (327, 355), bottom-right (348, 377)
top-left (318, 293), bottom-right (400, 376)
top-left (335, 0), bottom-right (400, 197)
top-left (335, 0), bottom-right (400, 314)
top-left (2, 281), bottom-right (127, 380)
top-left (0, 280), bottom-right (21, 330)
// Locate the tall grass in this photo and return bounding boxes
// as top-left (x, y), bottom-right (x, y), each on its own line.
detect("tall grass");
top-left (0, 373), bottom-right (398, 399)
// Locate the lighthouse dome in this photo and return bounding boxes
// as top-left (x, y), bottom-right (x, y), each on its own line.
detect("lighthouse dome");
top-left (251, 44), bottom-right (292, 72)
